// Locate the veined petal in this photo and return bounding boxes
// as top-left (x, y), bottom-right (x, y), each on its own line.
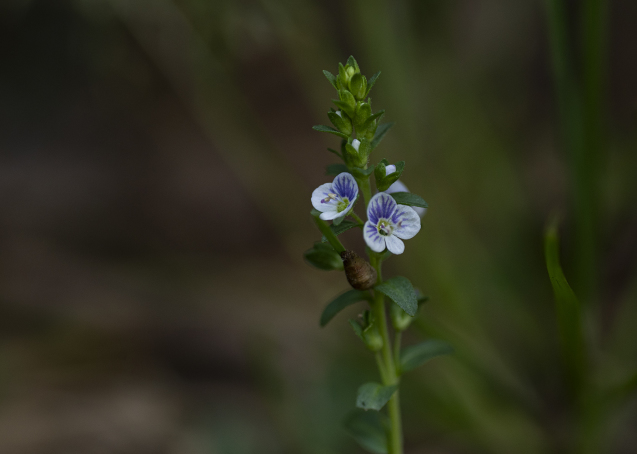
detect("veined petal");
top-left (332, 172), bottom-right (358, 202)
top-left (363, 221), bottom-right (385, 252)
top-left (385, 235), bottom-right (405, 254)
top-left (311, 182), bottom-right (337, 212)
top-left (367, 192), bottom-right (397, 225)
top-left (392, 205), bottom-right (421, 240)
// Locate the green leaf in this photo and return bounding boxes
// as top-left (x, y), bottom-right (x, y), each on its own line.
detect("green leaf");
top-left (389, 192), bottom-right (428, 208)
top-left (343, 409), bottom-right (388, 454)
top-left (365, 71), bottom-right (381, 97)
top-left (332, 100), bottom-right (355, 119)
top-left (371, 122), bottom-right (393, 149)
top-left (326, 163), bottom-right (349, 176)
top-left (321, 219), bottom-right (360, 243)
top-left (320, 290), bottom-right (370, 327)
top-left (349, 165), bottom-right (375, 179)
top-left (400, 339), bottom-right (454, 373)
top-left (323, 70), bottom-right (338, 89)
top-left (376, 161), bottom-right (405, 192)
top-left (349, 319), bottom-right (364, 341)
top-left (346, 55), bottom-right (359, 72)
top-left (375, 276), bottom-right (418, 316)
top-left (327, 148), bottom-right (342, 159)
top-left (313, 124), bottom-right (348, 139)
top-left (544, 219), bottom-right (586, 382)
top-left (303, 243), bottom-right (344, 271)
top-left (356, 382), bottom-right (398, 411)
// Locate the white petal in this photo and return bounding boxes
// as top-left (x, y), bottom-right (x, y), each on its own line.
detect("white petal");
top-left (320, 210), bottom-right (346, 221)
top-left (333, 172), bottom-right (359, 201)
top-left (385, 165), bottom-right (397, 175)
top-left (311, 182), bottom-right (336, 212)
top-left (352, 139), bottom-right (360, 151)
top-left (384, 179), bottom-right (409, 194)
top-left (392, 205), bottom-right (421, 240)
top-left (385, 235), bottom-right (405, 254)
top-left (335, 110), bottom-right (342, 118)
top-left (363, 221), bottom-right (385, 252)
top-left (367, 192), bottom-right (398, 225)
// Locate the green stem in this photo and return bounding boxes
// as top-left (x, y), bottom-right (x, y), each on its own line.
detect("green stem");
top-left (371, 258), bottom-right (403, 454)
top-left (313, 216), bottom-right (345, 253)
top-left (376, 352), bottom-right (389, 384)
top-left (358, 177), bottom-right (373, 208)
top-left (394, 332), bottom-right (402, 376)
top-left (350, 211), bottom-right (365, 226)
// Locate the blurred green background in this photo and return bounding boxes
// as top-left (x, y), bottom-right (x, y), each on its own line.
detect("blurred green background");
top-left (1, 0), bottom-right (636, 453)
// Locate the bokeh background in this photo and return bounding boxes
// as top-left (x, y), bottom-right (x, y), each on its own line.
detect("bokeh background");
top-left (1, 0), bottom-right (636, 453)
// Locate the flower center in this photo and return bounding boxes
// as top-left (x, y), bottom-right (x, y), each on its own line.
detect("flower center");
top-left (336, 198), bottom-right (350, 213)
top-left (377, 219), bottom-right (393, 236)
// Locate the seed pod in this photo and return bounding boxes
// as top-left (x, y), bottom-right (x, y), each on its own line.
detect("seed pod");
top-left (341, 250), bottom-right (377, 290)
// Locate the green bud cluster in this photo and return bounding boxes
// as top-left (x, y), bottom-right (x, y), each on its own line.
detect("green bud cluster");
top-left (317, 56), bottom-right (385, 170)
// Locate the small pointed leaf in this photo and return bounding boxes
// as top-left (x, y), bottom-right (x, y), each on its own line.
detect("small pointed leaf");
top-left (320, 289), bottom-right (370, 327)
top-left (365, 71), bottom-right (381, 97)
top-left (313, 124), bottom-right (349, 139)
top-left (303, 243), bottom-right (344, 271)
top-left (375, 276), bottom-right (418, 316)
top-left (389, 192), bottom-right (428, 208)
top-left (323, 70), bottom-right (338, 89)
top-left (371, 122), bottom-right (393, 149)
top-left (356, 382), bottom-right (398, 411)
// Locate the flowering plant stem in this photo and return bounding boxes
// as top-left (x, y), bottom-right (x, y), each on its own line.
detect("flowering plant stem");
top-left (370, 232), bottom-right (404, 454)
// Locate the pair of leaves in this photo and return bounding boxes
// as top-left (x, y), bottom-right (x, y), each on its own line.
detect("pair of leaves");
top-left (356, 382), bottom-right (398, 411)
top-left (303, 242), bottom-right (343, 271)
top-left (389, 192), bottom-right (428, 209)
top-left (313, 124), bottom-right (348, 139)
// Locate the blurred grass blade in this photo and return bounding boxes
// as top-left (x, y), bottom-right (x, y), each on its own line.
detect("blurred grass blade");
top-left (343, 409), bottom-right (388, 454)
top-left (544, 219), bottom-right (586, 386)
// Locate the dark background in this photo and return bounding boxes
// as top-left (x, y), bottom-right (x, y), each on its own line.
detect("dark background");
top-left (1, 0), bottom-right (636, 453)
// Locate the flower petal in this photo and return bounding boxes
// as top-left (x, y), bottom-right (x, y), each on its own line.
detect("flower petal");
top-left (385, 235), bottom-right (405, 254)
top-left (363, 221), bottom-right (385, 252)
top-left (392, 205), bottom-right (421, 240)
top-left (320, 210), bottom-right (346, 221)
top-left (367, 192), bottom-right (397, 225)
top-left (332, 172), bottom-right (358, 202)
top-left (384, 179), bottom-right (409, 194)
top-left (311, 182), bottom-right (336, 212)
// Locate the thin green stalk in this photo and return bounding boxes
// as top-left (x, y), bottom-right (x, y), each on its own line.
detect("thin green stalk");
top-left (313, 216), bottom-right (345, 253)
top-left (371, 258), bottom-right (403, 454)
top-left (350, 211), bottom-right (365, 226)
top-left (358, 177), bottom-right (373, 208)
top-left (394, 332), bottom-right (402, 376)
top-left (376, 352), bottom-right (390, 384)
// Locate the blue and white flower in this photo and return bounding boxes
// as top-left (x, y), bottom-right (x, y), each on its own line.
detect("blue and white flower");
top-left (311, 172), bottom-right (359, 221)
top-left (383, 165), bottom-right (426, 217)
top-left (364, 192), bottom-right (420, 254)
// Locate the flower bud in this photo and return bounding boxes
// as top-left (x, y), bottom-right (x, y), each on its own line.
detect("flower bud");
top-left (391, 303), bottom-right (413, 332)
top-left (327, 111), bottom-right (352, 135)
top-left (341, 250), bottom-right (377, 290)
top-left (363, 323), bottom-right (384, 352)
top-left (349, 73), bottom-right (367, 100)
top-left (354, 102), bottom-right (372, 128)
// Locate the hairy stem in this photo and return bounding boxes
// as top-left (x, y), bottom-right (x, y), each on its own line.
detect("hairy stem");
top-left (313, 216), bottom-right (345, 253)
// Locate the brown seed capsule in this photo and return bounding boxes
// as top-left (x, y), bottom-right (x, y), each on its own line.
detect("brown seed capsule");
top-left (341, 250), bottom-right (377, 290)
